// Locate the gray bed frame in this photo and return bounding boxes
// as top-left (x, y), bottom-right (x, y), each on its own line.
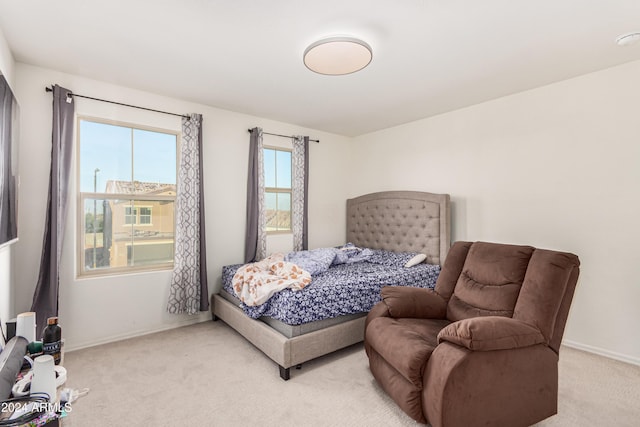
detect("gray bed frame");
top-left (211, 190), bottom-right (451, 380)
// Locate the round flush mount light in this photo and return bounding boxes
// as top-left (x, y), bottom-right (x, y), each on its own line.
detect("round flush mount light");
top-left (303, 36), bottom-right (373, 75)
top-left (615, 32), bottom-right (640, 46)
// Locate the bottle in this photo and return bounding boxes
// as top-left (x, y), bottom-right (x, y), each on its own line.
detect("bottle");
top-left (42, 317), bottom-right (62, 365)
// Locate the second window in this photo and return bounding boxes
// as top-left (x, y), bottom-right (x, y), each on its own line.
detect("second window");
top-left (264, 147), bottom-right (292, 233)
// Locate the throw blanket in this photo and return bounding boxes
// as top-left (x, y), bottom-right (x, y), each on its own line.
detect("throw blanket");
top-left (232, 253), bottom-right (312, 306)
top-left (284, 244), bottom-right (373, 275)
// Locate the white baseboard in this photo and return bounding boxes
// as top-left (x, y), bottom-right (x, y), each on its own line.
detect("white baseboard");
top-left (64, 313), bottom-right (211, 353)
top-left (562, 340), bottom-right (640, 366)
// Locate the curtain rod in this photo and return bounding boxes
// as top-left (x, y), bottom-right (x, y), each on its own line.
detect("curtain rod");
top-left (45, 86), bottom-right (191, 120)
top-left (247, 128), bottom-right (319, 143)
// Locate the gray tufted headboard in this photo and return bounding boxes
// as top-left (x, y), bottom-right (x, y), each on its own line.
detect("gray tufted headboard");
top-left (346, 191), bottom-right (451, 265)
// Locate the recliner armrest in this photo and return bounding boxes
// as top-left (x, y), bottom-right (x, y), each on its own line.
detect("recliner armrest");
top-left (380, 286), bottom-right (447, 319)
top-left (437, 316), bottom-right (545, 351)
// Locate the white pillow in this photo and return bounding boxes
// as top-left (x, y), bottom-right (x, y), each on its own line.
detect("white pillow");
top-left (404, 253), bottom-right (427, 267)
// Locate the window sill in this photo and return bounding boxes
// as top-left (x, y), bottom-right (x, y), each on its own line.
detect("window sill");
top-left (77, 263), bottom-right (173, 280)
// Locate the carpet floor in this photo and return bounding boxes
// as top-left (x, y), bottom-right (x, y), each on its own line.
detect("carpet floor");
top-left (60, 320), bottom-right (640, 426)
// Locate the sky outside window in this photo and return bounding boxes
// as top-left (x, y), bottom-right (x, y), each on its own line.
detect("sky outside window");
top-left (79, 120), bottom-right (176, 193)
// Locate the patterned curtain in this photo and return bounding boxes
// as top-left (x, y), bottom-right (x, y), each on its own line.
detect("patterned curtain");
top-left (167, 114), bottom-right (209, 314)
top-left (291, 136), bottom-right (309, 251)
top-left (244, 128), bottom-right (266, 262)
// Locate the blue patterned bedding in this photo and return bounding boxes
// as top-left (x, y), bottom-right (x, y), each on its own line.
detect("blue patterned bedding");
top-left (222, 256), bottom-right (440, 325)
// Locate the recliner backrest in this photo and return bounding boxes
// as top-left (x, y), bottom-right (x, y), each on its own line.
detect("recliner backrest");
top-left (434, 241), bottom-right (580, 352)
top-left (444, 242), bottom-right (534, 322)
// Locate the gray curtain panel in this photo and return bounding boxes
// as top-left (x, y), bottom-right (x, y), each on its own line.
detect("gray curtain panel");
top-left (31, 85), bottom-right (75, 331)
top-left (167, 114), bottom-right (209, 314)
top-left (196, 115), bottom-right (209, 311)
top-left (244, 127), bottom-right (265, 263)
top-left (0, 76), bottom-right (17, 246)
top-left (302, 136), bottom-right (309, 250)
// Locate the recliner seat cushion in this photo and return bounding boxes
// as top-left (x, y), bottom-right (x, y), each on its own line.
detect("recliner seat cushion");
top-left (365, 317), bottom-right (451, 387)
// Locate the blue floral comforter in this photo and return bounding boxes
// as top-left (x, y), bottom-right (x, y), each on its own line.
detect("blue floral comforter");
top-left (222, 248), bottom-right (441, 325)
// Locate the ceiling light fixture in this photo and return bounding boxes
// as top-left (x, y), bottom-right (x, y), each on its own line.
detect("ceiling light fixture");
top-left (615, 32), bottom-right (640, 46)
top-left (303, 36), bottom-right (373, 76)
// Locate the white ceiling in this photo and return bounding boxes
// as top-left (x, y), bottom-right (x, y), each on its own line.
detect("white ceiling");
top-left (1, 0), bottom-right (640, 137)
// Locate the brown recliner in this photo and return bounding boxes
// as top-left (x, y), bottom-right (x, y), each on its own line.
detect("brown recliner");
top-left (364, 241), bottom-right (580, 427)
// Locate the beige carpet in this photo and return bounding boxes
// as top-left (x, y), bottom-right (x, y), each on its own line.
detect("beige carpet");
top-left (60, 321), bottom-right (640, 426)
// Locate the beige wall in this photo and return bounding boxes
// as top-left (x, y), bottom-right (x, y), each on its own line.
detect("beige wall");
top-left (0, 25), bottom-right (14, 86)
top-left (13, 63), bottom-right (351, 350)
top-left (350, 60), bottom-right (640, 364)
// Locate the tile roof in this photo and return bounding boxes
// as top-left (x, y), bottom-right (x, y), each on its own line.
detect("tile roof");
top-left (104, 180), bottom-right (176, 195)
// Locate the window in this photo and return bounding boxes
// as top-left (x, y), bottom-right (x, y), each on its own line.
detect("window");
top-left (124, 206), bottom-right (152, 225)
top-left (124, 207), bottom-right (137, 225)
top-left (78, 118), bottom-right (177, 276)
top-left (139, 207), bottom-right (152, 225)
top-left (264, 147), bottom-right (292, 232)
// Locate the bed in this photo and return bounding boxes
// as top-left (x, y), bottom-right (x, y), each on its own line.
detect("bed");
top-left (211, 190), bottom-right (451, 380)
